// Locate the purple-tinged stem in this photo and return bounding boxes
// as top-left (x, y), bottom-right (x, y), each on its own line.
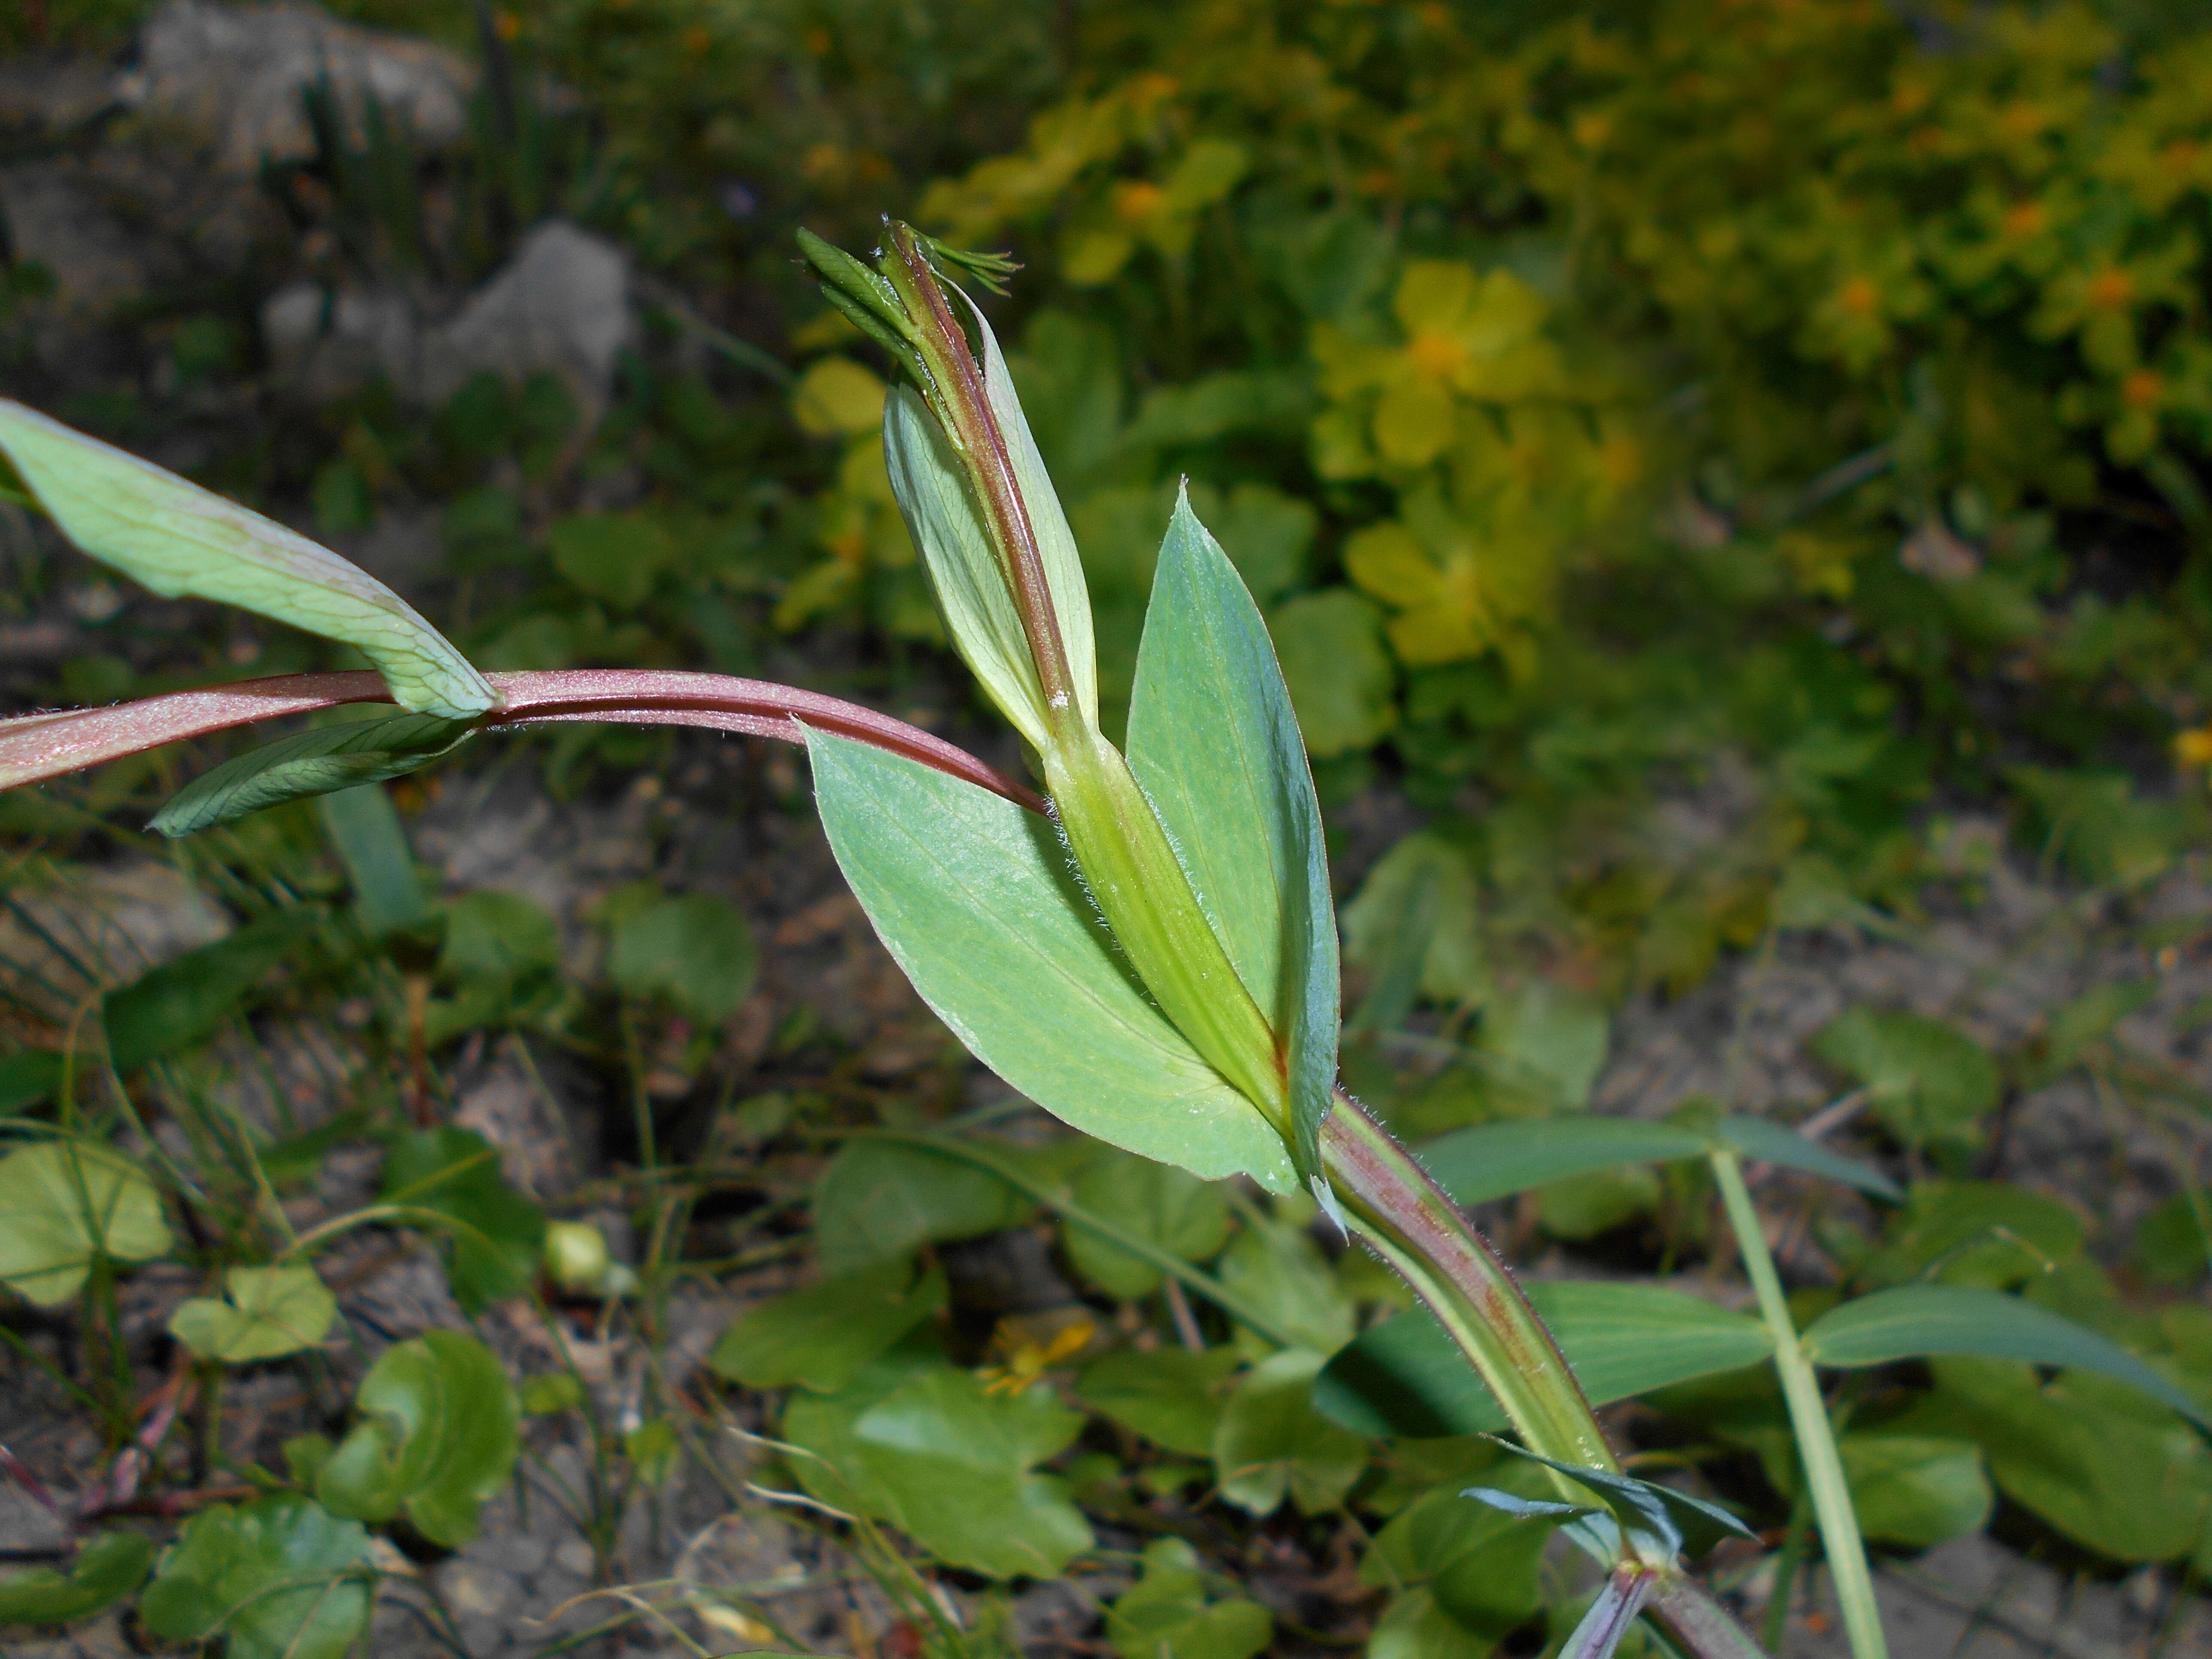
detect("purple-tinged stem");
top-left (0, 668), bottom-right (1042, 812)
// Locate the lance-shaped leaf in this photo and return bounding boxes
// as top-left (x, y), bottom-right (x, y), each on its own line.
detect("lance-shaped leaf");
top-left (1419, 1113), bottom-right (1898, 1207)
top-left (0, 401), bottom-right (495, 719)
top-left (1480, 1440), bottom-right (1756, 1562)
top-left (807, 726), bottom-right (1294, 1191)
top-left (884, 386), bottom-right (1056, 748)
top-left (1127, 490), bottom-right (1340, 1203)
top-left (1799, 1283), bottom-right (2208, 1424)
top-left (1314, 1280), bottom-right (1773, 1439)
top-left (149, 713), bottom-right (476, 837)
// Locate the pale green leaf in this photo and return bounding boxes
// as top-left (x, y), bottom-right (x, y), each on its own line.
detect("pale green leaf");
top-left (883, 386), bottom-right (1055, 748)
top-left (806, 728), bottom-right (1294, 1190)
top-left (0, 1141), bottom-right (173, 1307)
top-left (1267, 589), bottom-right (1395, 756)
top-left (1077, 1346), bottom-right (1242, 1456)
top-left (710, 1260), bottom-right (947, 1393)
top-left (1811, 1006), bottom-right (1999, 1146)
top-left (606, 892), bottom-right (757, 1023)
top-left (1419, 1118), bottom-right (1707, 1209)
top-left (848, 1366), bottom-right (1093, 1578)
top-left (150, 714), bottom-right (475, 838)
top-left (1800, 1283), bottom-right (2208, 1424)
top-left (1065, 1149), bottom-right (1231, 1300)
top-left (170, 1265), bottom-right (336, 1363)
top-left (1839, 1434), bottom-right (1991, 1547)
top-left (1127, 490), bottom-right (1339, 1193)
top-left (1212, 1348), bottom-right (1367, 1516)
top-left (0, 401), bottom-right (494, 719)
top-left (1314, 1280), bottom-right (1773, 1438)
top-left (1107, 1537), bottom-right (1273, 1659)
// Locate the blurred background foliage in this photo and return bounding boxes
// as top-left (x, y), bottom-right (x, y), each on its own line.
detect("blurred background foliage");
top-left (10, 0), bottom-right (2212, 1079)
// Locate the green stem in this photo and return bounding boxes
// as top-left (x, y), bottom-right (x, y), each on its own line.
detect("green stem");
top-left (1710, 1150), bottom-right (1885, 1659)
top-left (1763, 1468), bottom-right (1816, 1653)
top-left (1321, 1098), bottom-right (1615, 1475)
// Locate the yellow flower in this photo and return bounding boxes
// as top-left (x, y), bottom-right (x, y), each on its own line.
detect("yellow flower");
top-left (2175, 727), bottom-right (2212, 770)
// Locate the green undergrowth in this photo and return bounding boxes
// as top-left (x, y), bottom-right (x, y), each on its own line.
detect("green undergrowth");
top-left (6, 0), bottom-right (2212, 1652)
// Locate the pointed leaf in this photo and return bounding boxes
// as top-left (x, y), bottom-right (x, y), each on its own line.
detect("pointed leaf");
top-left (0, 401), bottom-right (495, 719)
top-left (1487, 1440), bottom-right (1756, 1559)
top-left (1128, 490), bottom-right (1340, 1197)
top-left (1799, 1284), bottom-right (2208, 1425)
top-left (884, 386), bottom-right (1055, 749)
top-left (807, 727), bottom-right (1293, 1190)
top-left (1419, 1118), bottom-right (1708, 1208)
top-left (103, 907), bottom-right (322, 1073)
top-left (970, 292), bottom-right (1098, 729)
top-left (149, 713), bottom-right (476, 838)
top-left (1716, 1116), bottom-right (1900, 1200)
top-left (1314, 1280), bottom-right (1772, 1438)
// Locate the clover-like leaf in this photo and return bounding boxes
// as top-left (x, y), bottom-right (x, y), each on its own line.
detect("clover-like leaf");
top-left (0, 1141), bottom-right (173, 1307)
top-left (0, 1531), bottom-right (155, 1627)
top-left (170, 1266), bottom-right (337, 1364)
top-left (315, 1331), bottom-right (519, 1548)
top-left (150, 714), bottom-right (476, 838)
top-left (139, 1496), bottom-right (371, 1659)
top-left (1106, 1537), bottom-right (1273, 1659)
top-left (710, 1259), bottom-right (948, 1394)
top-left (0, 400), bottom-right (495, 720)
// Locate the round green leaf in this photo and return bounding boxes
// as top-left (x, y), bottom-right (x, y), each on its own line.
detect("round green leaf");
top-left (316, 1330), bottom-right (520, 1548)
top-left (140, 1496), bottom-right (371, 1659)
top-left (0, 1141), bottom-right (173, 1307)
top-left (0, 1531), bottom-right (155, 1627)
top-left (170, 1266), bottom-right (337, 1363)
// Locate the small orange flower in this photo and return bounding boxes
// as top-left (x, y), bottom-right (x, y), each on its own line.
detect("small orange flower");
top-left (2123, 369), bottom-right (2164, 409)
top-left (2176, 726), bottom-right (2212, 769)
top-left (2002, 201), bottom-right (2046, 239)
top-left (1839, 277), bottom-right (1880, 317)
top-left (1113, 180), bottom-right (1165, 225)
top-left (2087, 267), bottom-right (2136, 310)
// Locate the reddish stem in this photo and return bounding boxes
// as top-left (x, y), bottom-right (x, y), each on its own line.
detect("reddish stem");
top-left (0, 669), bottom-right (1043, 813)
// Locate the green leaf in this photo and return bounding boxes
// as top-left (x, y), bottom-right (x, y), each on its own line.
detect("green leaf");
top-left (437, 889), bottom-right (561, 989)
top-left (806, 728), bottom-right (1295, 1191)
top-left (1420, 1118), bottom-right (1707, 1209)
top-left (1106, 1537), bottom-right (1273, 1659)
top-left (1361, 1468), bottom-right (1553, 1640)
top-left (1064, 1149), bottom-right (1231, 1300)
top-left (812, 1139), bottom-right (1031, 1275)
top-left (0, 1140), bottom-right (173, 1307)
top-left (1535, 1167), bottom-right (1660, 1240)
top-left (1859, 1180), bottom-right (2085, 1289)
top-left (318, 785), bottom-right (434, 937)
top-left (882, 384), bottom-right (1065, 749)
top-left (151, 715), bottom-right (476, 838)
top-left (1217, 1215), bottom-right (1355, 1355)
top-left (709, 1259), bottom-right (947, 1393)
top-left (1712, 1116), bottom-right (1900, 1201)
top-left (1127, 489), bottom-right (1340, 1197)
top-left (548, 511), bottom-right (678, 609)
top-left (1483, 1439), bottom-right (1755, 1559)
top-left (1077, 1346), bottom-right (1242, 1456)
top-left (1267, 589), bottom-right (1396, 757)
top-left (830, 1364), bottom-right (1093, 1578)
top-left (316, 1330), bottom-right (520, 1547)
top-left (1800, 1284), bottom-right (2209, 1425)
top-left (0, 401), bottom-right (495, 719)
top-left (0, 1531), bottom-right (155, 1626)
top-left (1810, 1006), bottom-right (1999, 1147)
top-left (379, 1127), bottom-right (546, 1312)
top-left (170, 1266), bottom-right (337, 1363)
top-left (139, 1496), bottom-right (371, 1659)
top-left (1315, 1281), bottom-right (1773, 1439)
top-left (2131, 1193), bottom-right (2211, 1287)
top-left (0, 1052), bottom-right (63, 1114)
top-left (1838, 1434), bottom-right (1991, 1548)
top-left (103, 907), bottom-right (322, 1073)
top-left (605, 892), bottom-right (758, 1023)
top-left (1888, 1358), bottom-right (2211, 1562)
top-left (1342, 833), bottom-right (1485, 1010)
top-left (1212, 1349), bottom-right (1368, 1516)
